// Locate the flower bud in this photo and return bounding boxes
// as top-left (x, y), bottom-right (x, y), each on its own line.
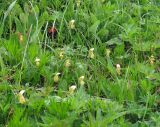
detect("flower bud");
top-left (116, 64), bottom-right (121, 75)
top-left (105, 49), bottom-right (111, 57)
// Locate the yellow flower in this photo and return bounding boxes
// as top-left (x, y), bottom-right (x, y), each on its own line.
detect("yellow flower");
top-left (17, 32), bottom-right (23, 43)
top-left (116, 64), bottom-right (121, 75)
top-left (88, 48), bottom-right (94, 59)
top-left (35, 57), bottom-right (40, 67)
top-left (69, 85), bottom-right (77, 94)
top-left (78, 76), bottom-right (85, 85)
top-left (64, 59), bottom-right (71, 67)
top-left (149, 55), bottom-right (155, 65)
top-left (19, 35), bottom-right (23, 43)
top-left (53, 73), bottom-right (61, 83)
top-left (76, 0), bottom-right (81, 7)
top-left (68, 20), bottom-right (75, 29)
top-left (18, 90), bottom-right (26, 104)
top-left (105, 49), bottom-right (111, 57)
top-left (59, 50), bottom-right (64, 59)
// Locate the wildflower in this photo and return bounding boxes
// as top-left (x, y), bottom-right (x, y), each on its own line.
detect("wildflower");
top-left (53, 73), bottom-right (61, 83)
top-left (17, 32), bottom-right (23, 43)
top-left (88, 48), bottom-right (94, 59)
top-left (69, 85), bottom-right (77, 94)
top-left (59, 50), bottom-right (64, 59)
top-left (149, 55), bottom-right (155, 65)
top-left (18, 90), bottom-right (26, 104)
top-left (68, 20), bottom-right (75, 29)
top-left (76, 0), bottom-right (81, 7)
top-left (116, 64), bottom-right (121, 75)
top-left (48, 26), bottom-right (57, 39)
top-left (78, 76), bottom-right (85, 85)
top-left (64, 59), bottom-right (71, 67)
top-left (35, 57), bottom-right (40, 66)
top-left (105, 48), bottom-right (111, 57)
top-left (19, 34), bottom-right (23, 43)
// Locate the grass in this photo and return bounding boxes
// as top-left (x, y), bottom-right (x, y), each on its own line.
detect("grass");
top-left (0, 0), bottom-right (160, 126)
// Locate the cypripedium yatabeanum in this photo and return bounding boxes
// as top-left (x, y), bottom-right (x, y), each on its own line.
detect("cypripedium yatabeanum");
top-left (68, 20), bottom-right (75, 29)
top-left (18, 90), bottom-right (26, 104)
top-left (53, 73), bottom-right (61, 83)
top-left (69, 85), bottom-right (77, 94)
top-left (88, 48), bottom-right (95, 59)
top-left (78, 76), bottom-right (85, 86)
top-left (35, 57), bottom-right (40, 67)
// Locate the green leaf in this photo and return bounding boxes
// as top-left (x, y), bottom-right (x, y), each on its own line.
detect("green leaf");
top-left (132, 41), bottom-right (160, 51)
top-left (88, 20), bottom-right (100, 34)
top-left (106, 37), bottom-right (122, 46)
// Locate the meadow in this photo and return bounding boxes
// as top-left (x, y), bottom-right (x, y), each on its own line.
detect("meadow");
top-left (0, 0), bottom-right (160, 126)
